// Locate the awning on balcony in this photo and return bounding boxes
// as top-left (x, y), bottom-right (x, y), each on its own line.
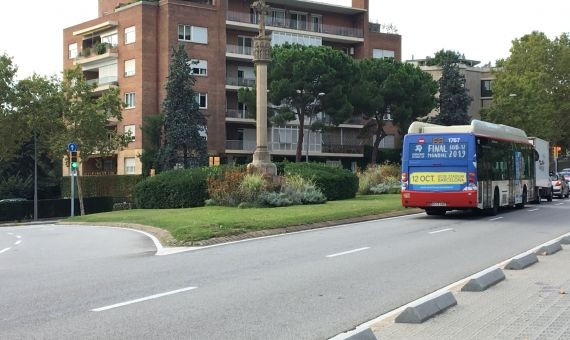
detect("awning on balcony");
top-left (267, 0), bottom-right (366, 15)
top-left (73, 21), bottom-right (118, 36)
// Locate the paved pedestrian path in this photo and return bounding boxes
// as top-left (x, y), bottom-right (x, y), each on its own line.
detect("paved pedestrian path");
top-left (371, 245), bottom-right (570, 339)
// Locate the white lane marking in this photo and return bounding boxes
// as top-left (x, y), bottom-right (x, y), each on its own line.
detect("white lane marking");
top-left (528, 209), bottom-right (539, 212)
top-left (489, 217), bottom-right (504, 221)
top-left (0, 247), bottom-right (11, 254)
top-left (428, 228), bottom-right (454, 234)
top-left (91, 286), bottom-right (198, 312)
top-left (555, 203), bottom-right (564, 206)
top-left (14, 240), bottom-right (22, 245)
top-left (326, 247), bottom-right (370, 258)
top-left (15, 235), bottom-right (22, 239)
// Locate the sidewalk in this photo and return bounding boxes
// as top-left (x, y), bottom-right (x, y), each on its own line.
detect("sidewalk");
top-left (370, 245), bottom-right (570, 339)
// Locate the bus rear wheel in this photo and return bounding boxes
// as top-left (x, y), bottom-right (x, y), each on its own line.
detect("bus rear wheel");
top-left (425, 208), bottom-right (446, 216)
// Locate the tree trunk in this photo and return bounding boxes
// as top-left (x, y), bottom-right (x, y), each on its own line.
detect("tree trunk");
top-left (296, 108), bottom-right (305, 162)
top-left (370, 122), bottom-right (386, 166)
top-left (76, 172), bottom-right (86, 216)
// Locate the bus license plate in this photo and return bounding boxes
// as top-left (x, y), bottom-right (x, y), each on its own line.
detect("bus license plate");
top-left (430, 202), bottom-right (447, 207)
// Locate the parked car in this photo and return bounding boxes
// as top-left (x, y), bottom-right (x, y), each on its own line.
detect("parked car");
top-left (550, 174), bottom-right (569, 198)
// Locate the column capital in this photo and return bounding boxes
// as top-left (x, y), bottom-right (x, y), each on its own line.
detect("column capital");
top-left (253, 36), bottom-right (272, 63)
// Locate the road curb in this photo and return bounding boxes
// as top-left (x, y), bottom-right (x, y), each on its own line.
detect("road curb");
top-left (394, 291), bottom-right (457, 324)
top-left (559, 236), bottom-right (570, 244)
top-left (345, 328), bottom-right (377, 340)
top-left (461, 267), bottom-right (505, 292)
top-left (504, 252), bottom-right (539, 270)
top-left (536, 241), bottom-right (562, 256)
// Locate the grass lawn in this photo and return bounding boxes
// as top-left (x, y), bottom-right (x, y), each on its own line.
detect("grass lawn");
top-left (69, 194), bottom-right (405, 243)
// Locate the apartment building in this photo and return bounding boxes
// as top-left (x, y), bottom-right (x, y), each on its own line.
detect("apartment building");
top-left (63, 0), bottom-right (402, 175)
top-left (407, 58), bottom-right (495, 120)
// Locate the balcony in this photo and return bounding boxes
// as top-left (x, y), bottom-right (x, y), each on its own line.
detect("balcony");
top-left (86, 76), bottom-right (118, 87)
top-left (226, 11), bottom-right (364, 42)
top-left (226, 76), bottom-right (255, 90)
top-left (226, 140), bottom-right (256, 152)
top-left (322, 144), bottom-right (364, 154)
top-left (226, 44), bottom-right (253, 61)
top-left (75, 45), bottom-right (118, 66)
top-left (226, 109), bottom-right (255, 122)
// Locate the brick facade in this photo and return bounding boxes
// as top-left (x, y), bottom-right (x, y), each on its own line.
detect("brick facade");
top-left (64, 0), bottom-right (403, 175)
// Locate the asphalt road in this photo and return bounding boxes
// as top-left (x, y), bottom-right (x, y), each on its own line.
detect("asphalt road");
top-left (1, 199), bottom-right (570, 340)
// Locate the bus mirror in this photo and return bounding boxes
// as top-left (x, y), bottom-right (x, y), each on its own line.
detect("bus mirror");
top-left (534, 149), bottom-right (540, 161)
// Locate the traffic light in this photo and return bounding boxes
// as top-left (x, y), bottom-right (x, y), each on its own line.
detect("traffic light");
top-left (70, 151), bottom-right (78, 170)
top-left (554, 146), bottom-right (562, 158)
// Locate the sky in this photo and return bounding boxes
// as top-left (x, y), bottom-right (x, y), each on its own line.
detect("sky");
top-left (0, 0), bottom-right (568, 79)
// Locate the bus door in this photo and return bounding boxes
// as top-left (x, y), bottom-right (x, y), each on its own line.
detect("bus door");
top-left (513, 150), bottom-right (523, 204)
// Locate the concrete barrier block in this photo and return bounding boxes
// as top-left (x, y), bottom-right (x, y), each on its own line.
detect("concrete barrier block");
top-left (559, 236), bottom-right (570, 245)
top-left (536, 241), bottom-right (562, 256)
top-left (345, 328), bottom-right (377, 340)
top-left (505, 252), bottom-right (539, 270)
top-left (395, 291), bottom-right (457, 324)
top-left (461, 267), bottom-right (505, 292)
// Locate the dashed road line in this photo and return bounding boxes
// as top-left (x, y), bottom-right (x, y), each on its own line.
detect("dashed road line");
top-left (555, 203), bottom-right (564, 206)
top-left (14, 240), bottom-right (22, 245)
top-left (15, 235), bottom-right (21, 239)
top-left (91, 286), bottom-right (198, 312)
top-left (0, 247), bottom-right (11, 254)
top-left (429, 228), bottom-right (454, 235)
top-left (326, 247), bottom-right (370, 258)
top-left (528, 209), bottom-right (539, 212)
top-left (489, 217), bottom-right (504, 221)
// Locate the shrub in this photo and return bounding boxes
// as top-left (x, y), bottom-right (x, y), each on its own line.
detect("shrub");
top-left (95, 43), bottom-right (108, 55)
top-left (207, 168), bottom-right (246, 206)
top-left (358, 163), bottom-right (401, 195)
top-left (239, 173), bottom-right (267, 203)
top-left (259, 192), bottom-right (294, 207)
top-left (113, 202), bottom-right (132, 211)
top-left (282, 162), bottom-right (358, 200)
top-left (134, 168), bottom-right (208, 209)
top-left (0, 175), bottom-right (32, 200)
top-left (281, 174), bottom-right (326, 205)
top-left (369, 177), bottom-right (401, 194)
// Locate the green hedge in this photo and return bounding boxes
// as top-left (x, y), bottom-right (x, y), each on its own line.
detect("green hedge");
top-left (61, 175), bottom-right (143, 199)
top-left (0, 197), bottom-right (114, 222)
top-left (282, 162), bottom-right (359, 201)
top-left (134, 168), bottom-right (208, 209)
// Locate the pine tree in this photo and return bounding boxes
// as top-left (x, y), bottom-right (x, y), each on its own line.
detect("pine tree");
top-left (157, 45), bottom-right (208, 170)
top-left (432, 61), bottom-right (473, 126)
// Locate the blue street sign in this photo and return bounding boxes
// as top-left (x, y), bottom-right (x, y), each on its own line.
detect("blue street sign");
top-left (68, 143), bottom-right (77, 152)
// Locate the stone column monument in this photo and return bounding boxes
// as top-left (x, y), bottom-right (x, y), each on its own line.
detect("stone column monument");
top-left (248, 0), bottom-right (277, 176)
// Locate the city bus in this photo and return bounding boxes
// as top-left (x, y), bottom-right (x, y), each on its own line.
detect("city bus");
top-left (401, 120), bottom-right (536, 216)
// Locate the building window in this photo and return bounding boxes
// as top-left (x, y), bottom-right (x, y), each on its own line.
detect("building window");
top-left (124, 59), bottom-right (135, 77)
top-left (124, 26), bottom-right (136, 44)
top-left (124, 92), bottom-right (136, 108)
top-left (238, 36), bottom-right (253, 54)
top-left (190, 59), bottom-right (207, 76)
top-left (101, 32), bottom-right (118, 47)
top-left (124, 157), bottom-right (136, 175)
top-left (311, 15), bottom-right (322, 33)
top-left (373, 49), bottom-right (395, 59)
top-left (379, 135), bottom-right (396, 149)
top-left (178, 25), bottom-right (208, 44)
top-left (124, 125), bottom-right (136, 142)
top-left (270, 9), bottom-right (286, 27)
top-left (481, 80), bottom-right (493, 97)
top-left (68, 43), bottom-right (78, 59)
top-left (289, 12), bottom-right (307, 30)
top-left (196, 93), bottom-right (207, 109)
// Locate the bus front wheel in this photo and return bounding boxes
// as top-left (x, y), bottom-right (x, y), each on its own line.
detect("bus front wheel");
top-left (425, 208), bottom-right (446, 216)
